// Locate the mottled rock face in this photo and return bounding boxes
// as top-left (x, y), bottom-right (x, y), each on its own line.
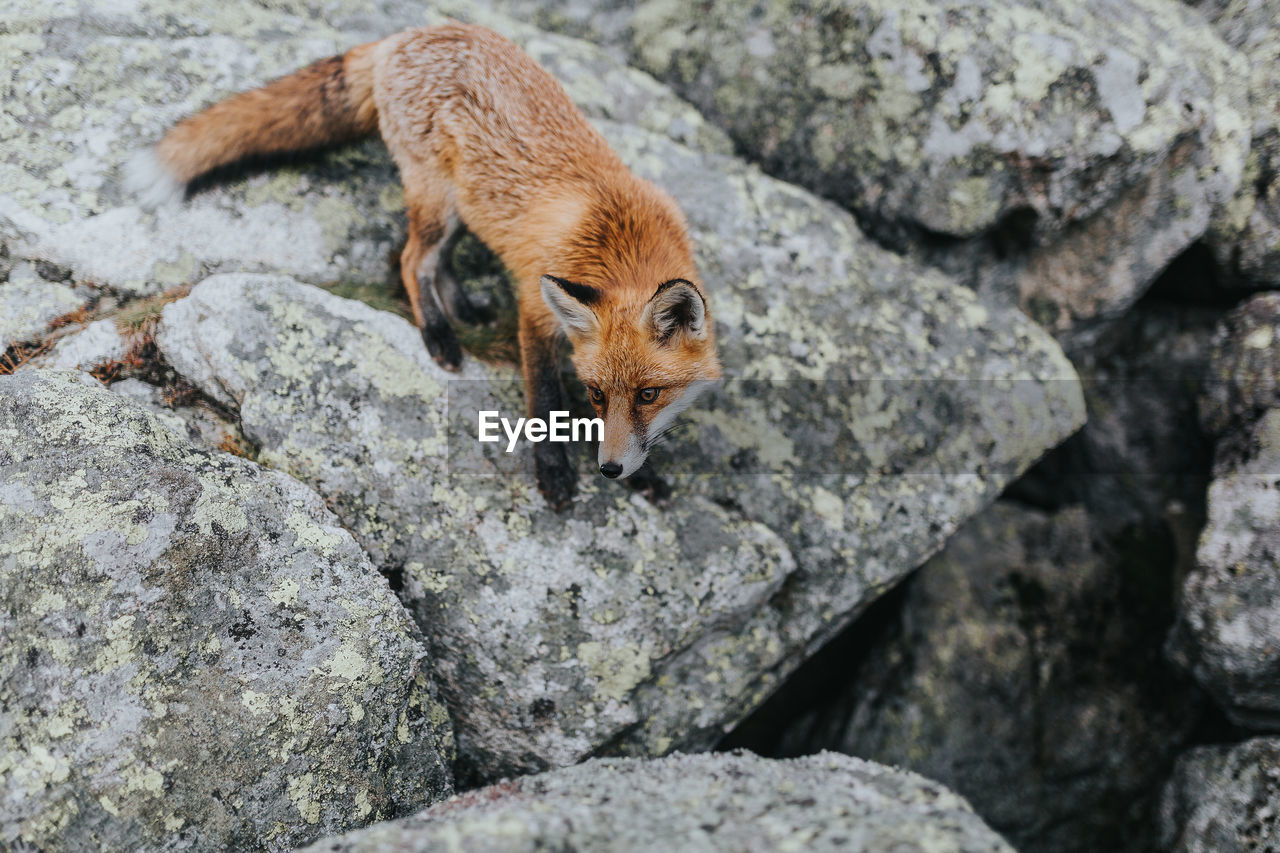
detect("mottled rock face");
top-left (1200, 0), bottom-right (1280, 289)
top-left (773, 501), bottom-right (1199, 853)
top-left (473, 0), bottom-right (1251, 342)
top-left (1165, 294), bottom-right (1280, 728)
top-left (0, 370), bottom-right (454, 852)
top-left (1160, 737), bottom-right (1280, 852)
top-left (0, 0), bottom-right (726, 301)
top-left (1169, 408), bottom-right (1280, 728)
top-left (297, 751), bottom-right (1014, 853)
top-left (0, 261), bottom-right (92, 348)
top-left (154, 96), bottom-right (1082, 778)
top-left (1199, 293), bottom-right (1280, 440)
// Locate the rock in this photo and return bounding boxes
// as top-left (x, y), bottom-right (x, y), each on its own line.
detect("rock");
top-left (770, 501), bottom-right (1199, 853)
top-left (1012, 298), bottom-right (1220, 541)
top-left (1167, 293), bottom-right (1280, 728)
top-left (0, 0), bottom-right (727, 298)
top-left (297, 751), bottom-right (1014, 853)
top-left (1199, 293), bottom-right (1280, 439)
top-left (1168, 408), bottom-right (1280, 728)
top-left (30, 318), bottom-right (128, 372)
top-left (156, 273), bottom-right (795, 781)
top-left (109, 377), bottom-right (250, 453)
top-left (0, 261), bottom-right (90, 347)
top-left (0, 369), bottom-right (454, 851)
top-left (155, 86), bottom-right (1082, 776)
top-left (1199, 0), bottom-right (1280, 289)
top-left (475, 0), bottom-right (1251, 343)
top-left (1159, 736), bottom-right (1280, 852)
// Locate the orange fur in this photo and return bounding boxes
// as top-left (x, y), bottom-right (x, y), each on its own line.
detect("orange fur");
top-left (143, 22), bottom-right (721, 506)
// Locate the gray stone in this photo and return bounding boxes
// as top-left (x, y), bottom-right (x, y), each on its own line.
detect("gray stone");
top-left (109, 376), bottom-right (251, 453)
top-left (773, 501), bottom-right (1199, 853)
top-left (0, 369), bottom-right (454, 852)
top-left (1168, 408), bottom-right (1280, 729)
top-left (1199, 293), bottom-right (1280, 439)
top-left (1200, 0), bottom-right (1280, 289)
top-left (0, 0), bottom-right (727, 298)
top-left (1169, 293), bottom-right (1280, 728)
top-left (1160, 736), bottom-right (1280, 852)
top-left (298, 751), bottom-right (1014, 853)
top-left (475, 0), bottom-right (1251, 343)
top-left (30, 318), bottom-right (128, 372)
top-left (0, 261), bottom-right (89, 348)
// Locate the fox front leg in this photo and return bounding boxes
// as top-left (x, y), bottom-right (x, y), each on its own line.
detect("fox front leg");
top-left (519, 319), bottom-right (576, 510)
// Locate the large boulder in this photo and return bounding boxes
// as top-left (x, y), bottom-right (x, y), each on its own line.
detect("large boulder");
top-left (298, 751), bottom-right (1014, 853)
top-left (771, 501), bottom-right (1200, 853)
top-left (0, 0), bottom-right (727, 299)
top-left (1159, 736), bottom-right (1280, 852)
top-left (0, 370), bottom-right (454, 851)
top-left (475, 0), bottom-right (1251, 343)
top-left (154, 92), bottom-right (1082, 778)
top-left (1168, 407), bottom-right (1280, 728)
top-left (1198, 293), bottom-right (1280, 439)
top-left (1199, 0), bottom-right (1280, 289)
top-left (1167, 294), bottom-right (1280, 728)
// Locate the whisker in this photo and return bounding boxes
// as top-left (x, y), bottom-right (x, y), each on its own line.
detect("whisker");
top-left (644, 419), bottom-right (693, 452)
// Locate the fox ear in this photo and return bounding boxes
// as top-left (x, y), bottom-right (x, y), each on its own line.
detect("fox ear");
top-left (643, 279), bottom-right (707, 343)
top-left (541, 275), bottom-right (601, 338)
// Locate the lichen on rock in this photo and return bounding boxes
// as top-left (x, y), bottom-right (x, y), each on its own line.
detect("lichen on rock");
top-left (0, 369), bottom-right (454, 851)
top-left (297, 751), bottom-right (1015, 853)
top-left (474, 0), bottom-right (1253, 342)
top-left (1160, 736), bottom-right (1280, 852)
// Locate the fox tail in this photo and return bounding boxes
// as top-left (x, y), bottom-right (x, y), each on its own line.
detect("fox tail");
top-left (125, 40), bottom-right (382, 207)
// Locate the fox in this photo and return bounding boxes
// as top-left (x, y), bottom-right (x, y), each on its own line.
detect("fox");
top-left (127, 22), bottom-right (721, 510)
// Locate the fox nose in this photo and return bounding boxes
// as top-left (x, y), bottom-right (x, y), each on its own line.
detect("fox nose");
top-left (600, 461), bottom-right (623, 479)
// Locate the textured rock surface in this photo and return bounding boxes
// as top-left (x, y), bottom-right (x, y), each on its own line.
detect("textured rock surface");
top-left (0, 0), bottom-right (727, 298)
top-left (772, 501), bottom-right (1199, 853)
top-left (1166, 293), bottom-right (1280, 728)
top-left (0, 261), bottom-right (90, 347)
top-left (1160, 736), bottom-right (1280, 852)
top-left (298, 751), bottom-right (1014, 853)
top-left (0, 370), bottom-right (454, 851)
top-left (1200, 0), bottom-right (1280, 288)
top-left (478, 0), bottom-right (1250, 341)
top-left (1199, 293), bottom-right (1280, 438)
top-left (1168, 408), bottom-right (1280, 728)
top-left (30, 319), bottom-right (128, 372)
top-left (155, 88), bottom-right (1082, 775)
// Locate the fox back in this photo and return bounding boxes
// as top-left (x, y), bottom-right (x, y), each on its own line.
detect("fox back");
top-left (129, 22), bottom-right (721, 505)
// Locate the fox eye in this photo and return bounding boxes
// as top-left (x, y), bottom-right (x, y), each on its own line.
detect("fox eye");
top-left (636, 387), bottom-right (661, 404)
top-left (588, 387), bottom-right (605, 405)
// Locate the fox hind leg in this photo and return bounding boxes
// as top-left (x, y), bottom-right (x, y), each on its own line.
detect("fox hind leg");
top-left (434, 215), bottom-right (495, 326)
top-left (401, 199), bottom-right (463, 370)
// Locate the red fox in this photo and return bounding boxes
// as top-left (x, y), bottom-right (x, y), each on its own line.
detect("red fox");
top-left (127, 22), bottom-right (721, 509)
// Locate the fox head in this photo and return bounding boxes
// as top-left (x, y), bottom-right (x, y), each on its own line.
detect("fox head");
top-left (541, 274), bottom-right (721, 480)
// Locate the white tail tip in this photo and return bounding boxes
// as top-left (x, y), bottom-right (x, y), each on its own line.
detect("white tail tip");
top-left (124, 149), bottom-right (184, 209)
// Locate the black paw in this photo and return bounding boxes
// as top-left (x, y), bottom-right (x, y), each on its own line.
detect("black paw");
top-left (535, 444), bottom-right (577, 511)
top-left (624, 462), bottom-right (673, 508)
top-left (422, 322), bottom-right (462, 371)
